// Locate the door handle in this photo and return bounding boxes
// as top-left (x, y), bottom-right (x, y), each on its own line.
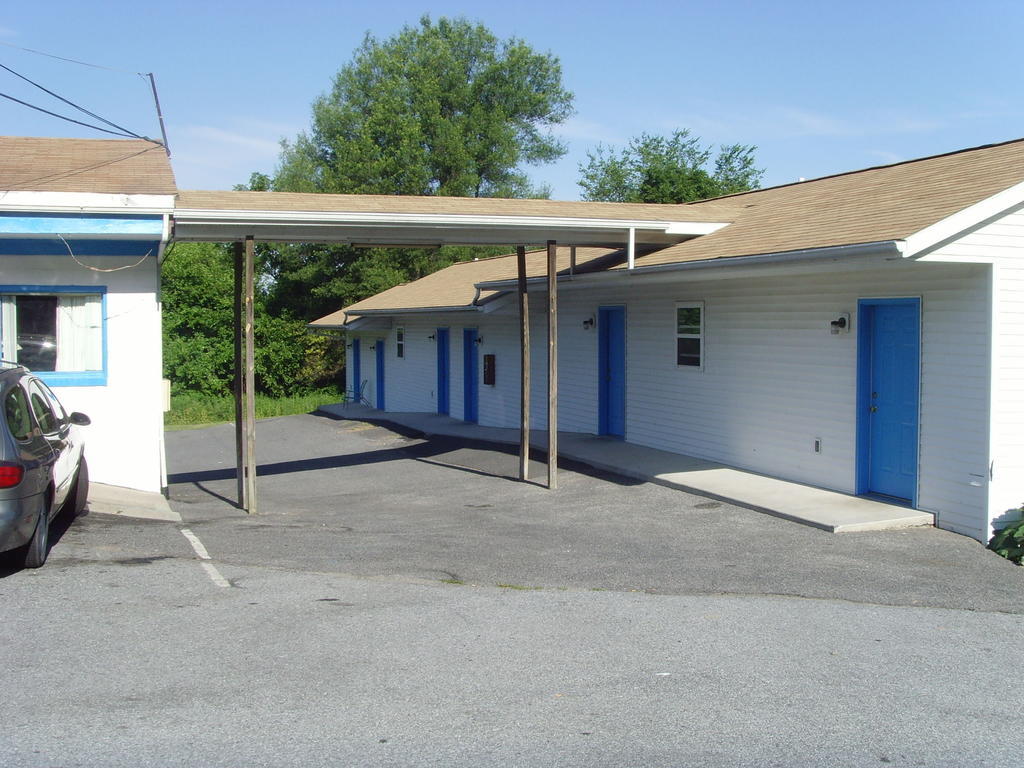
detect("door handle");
top-left (869, 405), bottom-right (878, 413)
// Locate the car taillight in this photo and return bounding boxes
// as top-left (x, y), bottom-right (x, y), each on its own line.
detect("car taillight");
top-left (0, 463), bottom-right (25, 489)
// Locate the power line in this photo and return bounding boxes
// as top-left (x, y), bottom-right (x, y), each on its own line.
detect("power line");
top-left (0, 62), bottom-right (148, 140)
top-left (0, 90), bottom-right (141, 138)
top-left (0, 40), bottom-right (142, 74)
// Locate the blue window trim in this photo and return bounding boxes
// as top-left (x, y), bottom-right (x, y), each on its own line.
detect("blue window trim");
top-left (855, 297), bottom-right (921, 506)
top-left (0, 284), bottom-right (108, 387)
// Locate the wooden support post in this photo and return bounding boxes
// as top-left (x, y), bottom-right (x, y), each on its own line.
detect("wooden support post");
top-left (546, 240), bottom-right (558, 490)
top-left (516, 246), bottom-right (530, 481)
top-left (233, 241), bottom-right (245, 509)
top-left (243, 235), bottom-right (258, 514)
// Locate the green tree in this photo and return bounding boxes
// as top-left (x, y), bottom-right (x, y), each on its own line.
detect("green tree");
top-left (257, 15), bottom-right (573, 321)
top-left (276, 15), bottom-right (573, 198)
top-left (161, 242), bottom-right (344, 397)
top-left (578, 130), bottom-right (763, 203)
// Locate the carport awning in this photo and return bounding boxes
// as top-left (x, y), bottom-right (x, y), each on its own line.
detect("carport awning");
top-left (169, 191), bottom-right (735, 511)
top-left (171, 190), bottom-right (732, 248)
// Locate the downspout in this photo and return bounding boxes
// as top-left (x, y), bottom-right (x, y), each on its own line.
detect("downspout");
top-left (627, 227), bottom-right (636, 270)
top-left (156, 211), bottom-right (172, 498)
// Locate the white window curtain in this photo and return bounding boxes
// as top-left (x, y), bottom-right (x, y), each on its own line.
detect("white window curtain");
top-left (56, 295), bottom-right (102, 371)
top-left (1, 297), bottom-right (16, 361)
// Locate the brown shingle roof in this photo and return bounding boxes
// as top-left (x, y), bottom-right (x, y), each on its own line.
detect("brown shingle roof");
top-left (0, 136), bottom-right (176, 194)
top-left (635, 137), bottom-right (1024, 267)
top-left (175, 189), bottom-right (738, 223)
top-left (310, 247), bottom-right (619, 325)
top-left (317, 138), bottom-right (1024, 318)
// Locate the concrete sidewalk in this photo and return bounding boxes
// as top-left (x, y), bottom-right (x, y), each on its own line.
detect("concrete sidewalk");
top-left (87, 482), bottom-right (181, 522)
top-left (318, 403), bottom-right (933, 534)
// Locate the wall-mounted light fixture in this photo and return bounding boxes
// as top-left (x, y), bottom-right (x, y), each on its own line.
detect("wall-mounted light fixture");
top-left (345, 343), bottom-right (352, 349)
top-left (830, 313), bottom-right (851, 335)
top-left (474, 335), bottom-right (484, 345)
top-left (427, 333), bottom-right (436, 341)
top-left (582, 316), bottom-right (595, 330)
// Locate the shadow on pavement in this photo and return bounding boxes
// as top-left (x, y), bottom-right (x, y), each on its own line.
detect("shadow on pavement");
top-left (167, 427), bottom-right (644, 490)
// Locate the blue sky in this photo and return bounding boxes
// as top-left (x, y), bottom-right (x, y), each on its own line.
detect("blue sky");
top-left (2, 1), bottom-right (1021, 200)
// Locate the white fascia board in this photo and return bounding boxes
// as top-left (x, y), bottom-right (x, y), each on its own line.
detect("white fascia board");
top-left (473, 240), bottom-right (904, 291)
top-left (328, 316), bottom-right (393, 332)
top-left (902, 180), bottom-right (1024, 259)
top-left (0, 190), bottom-right (175, 214)
top-left (350, 305), bottom-right (481, 316)
top-left (664, 221), bottom-right (731, 235)
top-left (173, 207), bottom-right (726, 235)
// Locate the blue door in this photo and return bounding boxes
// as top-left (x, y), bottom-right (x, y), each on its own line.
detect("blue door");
top-left (436, 328), bottom-right (450, 415)
top-left (463, 328), bottom-right (478, 423)
top-left (857, 299), bottom-right (920, 502)
top-left (598, 306), bottom-right (626, 438)
top-left (351, 338), bottom-right (361, 397)
top-left (375, 339), bottom-right (385, 410)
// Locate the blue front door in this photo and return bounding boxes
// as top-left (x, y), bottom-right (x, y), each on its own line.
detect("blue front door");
top-left (351, 338), bottom-right (361, 396)
top-left (598, 306), bottom-right (626, 438)
top-left (375, 339), bottom-right (385, 410)
top-left (436, 328), bottom-right (450, 415)
top-left (858, 299), bottom-right (920, 502)
top-left (463, 328), bottom-right (478, 423)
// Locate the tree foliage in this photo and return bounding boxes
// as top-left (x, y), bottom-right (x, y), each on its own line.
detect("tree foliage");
top-left (276, 15), bottom-right (573, 198)
top-left (256, 16), bottom-right (573, 321)
top-left (161, 242), bottom-right (344, 397)
top-left (578, 130), bottom-right (763, 203)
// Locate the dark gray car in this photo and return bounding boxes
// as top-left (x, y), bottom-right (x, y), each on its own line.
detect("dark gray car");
top-left (0, 362), bottom-right (89, 568)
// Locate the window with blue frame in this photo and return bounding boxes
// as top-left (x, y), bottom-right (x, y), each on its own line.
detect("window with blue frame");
top-left (0, 286), bottom-right (107, 386)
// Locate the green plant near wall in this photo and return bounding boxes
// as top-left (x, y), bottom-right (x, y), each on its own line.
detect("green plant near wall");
top-left (988, 514), bottom-right (1024, 565)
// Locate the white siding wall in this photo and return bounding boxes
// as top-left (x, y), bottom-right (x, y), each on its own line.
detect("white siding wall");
top-left (927, 207), bottom-right (1024, 538)
top-left (537, 264), bottom-right (990, 539)
top-left (349, 260), bottom-right (993, 539)
top-left (2, 254), bottom-right (164, 493)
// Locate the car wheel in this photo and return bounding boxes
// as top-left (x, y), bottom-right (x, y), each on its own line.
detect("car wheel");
top-left (22, 499), bottom-right (51, 569)
top-left (65, 455), bottom-right (89, 518)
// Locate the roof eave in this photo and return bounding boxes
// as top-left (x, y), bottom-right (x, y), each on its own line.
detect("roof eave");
top-left (343, 304), bottom-right (483, 317)
top-left (474, 240), bottom-right (907, 290)
top-left (170, 207), bottom-right (731, 248)
top-left (902, 179), bottom-right (1024, 259)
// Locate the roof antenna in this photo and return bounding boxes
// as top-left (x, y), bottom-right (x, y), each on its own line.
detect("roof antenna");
top-left (145, 72), bottom-right (170, 156)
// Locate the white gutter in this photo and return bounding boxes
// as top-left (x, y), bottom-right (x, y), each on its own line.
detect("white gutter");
top-left (0, 191), bottom-right (176, 215)
top-left (173, 206), bottom-right (731, 237)
top-left (347, 305), bottom-right (483, 316)
top-left (157, 213), bottom-right (172, 263)
top-left (474, 240), bottom-right (907, 291)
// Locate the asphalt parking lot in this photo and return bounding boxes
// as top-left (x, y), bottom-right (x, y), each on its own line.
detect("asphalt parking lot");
top-left (163, 413), bottom-right (1022, 612)
top-left (1, 412), bottom-right (1022, 767)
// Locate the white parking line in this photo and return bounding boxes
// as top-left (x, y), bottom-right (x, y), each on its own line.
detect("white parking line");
top-left (199, 561), bottom-right (232, 589)
top-left (180, 527), bottom-right (230, 588)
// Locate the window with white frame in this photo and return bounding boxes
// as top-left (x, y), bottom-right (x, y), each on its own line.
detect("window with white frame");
top-left (0, 288), bottom-right (105, 385)
top-left (675, 301), bottom-right (703, 368)
top-left (396, 327), bottom-right (405, 358)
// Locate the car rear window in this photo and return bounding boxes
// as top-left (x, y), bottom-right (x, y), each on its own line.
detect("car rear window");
top-left (4, 386), bottom-right (34, 441)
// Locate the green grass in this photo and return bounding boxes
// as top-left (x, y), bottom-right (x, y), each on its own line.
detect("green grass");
top-left (165, 389), bottom-right (343, 429)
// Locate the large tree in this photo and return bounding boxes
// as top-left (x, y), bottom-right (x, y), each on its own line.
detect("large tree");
top-left (260, 16), bottom-right (574, 320)
top-left (578, 130), bottom-right (763, 203)
top-left (275, 15), bottom-right (573, 198)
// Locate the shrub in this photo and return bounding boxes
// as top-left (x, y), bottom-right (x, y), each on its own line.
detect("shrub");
top-left (988, 515), bottom-right (1024, 565)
